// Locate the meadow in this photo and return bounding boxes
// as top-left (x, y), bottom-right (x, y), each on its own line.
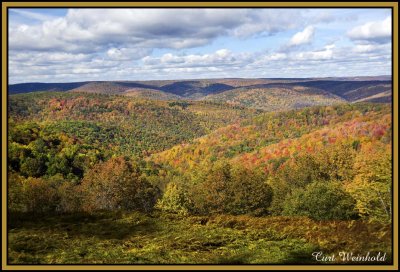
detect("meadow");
top-left (8, 211), bottom-right (391, 264)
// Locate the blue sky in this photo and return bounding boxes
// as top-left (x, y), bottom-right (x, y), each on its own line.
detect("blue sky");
top-left (8, 8), bottom-right (392, 83)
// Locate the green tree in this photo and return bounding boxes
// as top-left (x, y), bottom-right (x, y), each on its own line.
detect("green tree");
top-left (156, 181), bottom-right (190, 215)
top-left (187, 161), bottom-right (272, 215)
top-left (268, 145), bottom-right (356, 215)
top-left (268, 154), bottom-right (321, 215)
top-left (46, 154), bottom-right (72, 177)
top-left (20, 156), bottom-right (47, 177)
top-left (283, 181), bottom-right (357, 220)
top-left (225, 165), bottom-right (273, 216)
top-left (188, 161), bottom-right (231, 215)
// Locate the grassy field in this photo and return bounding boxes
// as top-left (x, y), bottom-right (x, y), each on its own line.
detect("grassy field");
top-left (8, 211), bottom-right (392, 265)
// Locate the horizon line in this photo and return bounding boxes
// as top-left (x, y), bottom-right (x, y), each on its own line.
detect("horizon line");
top-left (8, 75), bottom-right (393, 85)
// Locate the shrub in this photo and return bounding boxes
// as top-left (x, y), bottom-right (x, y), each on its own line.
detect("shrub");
top-left (8, 173), bottom-right (25, 212)
top-left (57, 181), bottom-right (83, 213)
top-left (225, 166), bottom-right (273, 216)
top-left (268, 145), bottom-right (356, 215)
top-left (190, 161), bottom-right (232, 215)
top-left (187, 161), bottom-right (273, 215)
top-left (283, 181), bottom-right (357, 220)
top-left (21, 177), bottom-right (60, 214)
top-left (155, 182), bottom-right (190, 215)
top-left (267, 154), bottom-right (321, 215)
top-left (79, 157), bottom-right (160, 213)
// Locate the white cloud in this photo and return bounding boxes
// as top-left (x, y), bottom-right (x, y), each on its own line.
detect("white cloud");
top-left (9, 8), bottom-right (305, 54)
top-left (143, 49), bottom-right (243, 68)
top-left (7, 9), bottom-right (392, 83)
top-left (9, 51), bottom-right (92, 65)
top-left (288, 26), bottom-right (315, 47)
top-left (347, 16), bottom-right (391, 43)
top-left (262, 53), bottom-right (287, 61)
top-left (232, 9), bottom-right (303, 37)
top-left (106, 48), bottom-right (151, 61)
top-left (294, 44), bottom-right (334, 60)
top-left (9, 40), bottom-right (392, 84)
top-left (352, 43), bottom-right (390, 54)
top-left (215, 49), bottom-right (231, 58)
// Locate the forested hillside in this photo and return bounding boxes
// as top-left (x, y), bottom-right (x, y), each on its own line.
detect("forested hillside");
top-left (202, 86), bottom-right (345, 111)
top-left (257, 80), bottom-right (392, 102)
top-left (7, 88), bottom-right (393, 265)
top-left (8, 92), bottom-right (258, 181)
top-left (153, 103), bottom-right (391, 171)
top-left (8, 82), bottom-right (88, 94)
top-left (152, 103), bottom-right (391, 222)
top-left (9, 78), bottom-right (392, 107)
top-left (123, 88), bottom-right (182, 100)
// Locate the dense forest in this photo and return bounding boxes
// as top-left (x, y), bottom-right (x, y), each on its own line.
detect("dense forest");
top-left (7, 83), bottom-right (393, 264)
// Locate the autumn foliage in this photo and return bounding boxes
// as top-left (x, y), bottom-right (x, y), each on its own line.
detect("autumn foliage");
top-left (7, 92), bottom-right (392, 224)
top-left (79, 157), bottom-right (160, 213)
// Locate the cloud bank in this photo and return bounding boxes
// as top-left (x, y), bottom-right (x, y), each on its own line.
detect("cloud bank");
top-left (8, 8), bottom-right (392, 83)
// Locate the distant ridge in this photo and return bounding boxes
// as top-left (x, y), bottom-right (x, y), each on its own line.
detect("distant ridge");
top-left (8, 77), bottom-right (392, 106)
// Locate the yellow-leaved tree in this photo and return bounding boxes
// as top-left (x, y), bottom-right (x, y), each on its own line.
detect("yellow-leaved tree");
top-left (345, 142), bottom-right (392, 222)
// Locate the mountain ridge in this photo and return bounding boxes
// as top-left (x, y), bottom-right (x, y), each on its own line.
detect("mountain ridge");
top-left (8, 77), bottom-right (392, 112)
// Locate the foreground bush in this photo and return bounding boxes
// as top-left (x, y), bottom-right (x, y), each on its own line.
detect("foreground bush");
top-left (8, 174), bottom-right (60, 214)
top-left (283, 181), bottom-right (357, 220)
top-left (224, 165), bottom-right (273, 216)
top-left (157, 162), bottom-right (273, 216)
top-left (9, 157), bottom-right (161, 214)
top-left (155, 181), bottom-right (190, 215)
top-left (80, 157), bottom-right (160, 213)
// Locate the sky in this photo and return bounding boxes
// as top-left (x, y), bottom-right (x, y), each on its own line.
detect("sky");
top-left (8, 8), bottom-right (392, 84)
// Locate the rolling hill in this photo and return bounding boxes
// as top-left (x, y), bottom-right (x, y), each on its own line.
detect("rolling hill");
top-left (8, 91), bottom-right (259, 158)
top-left (151, 103), bottom-right (391, 174)
top-left (8, 77), bottom-right (392, 101)
top-left (202, 86), bottom-right (346, 111)
top-left (157, 81), bottom-right (234, 98)
top-left (8, 77), bottom-right (392, 116)
top-left (68, 81), bottom-right (158, 94)
top-left (69, 82), bottom-right (132, 94)
top-left (251, 80), bottom-right (392, 102)
top-left (8, 82), bottom-right (88, 94)
top-left (123, 88), bottom-right (182, 100)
